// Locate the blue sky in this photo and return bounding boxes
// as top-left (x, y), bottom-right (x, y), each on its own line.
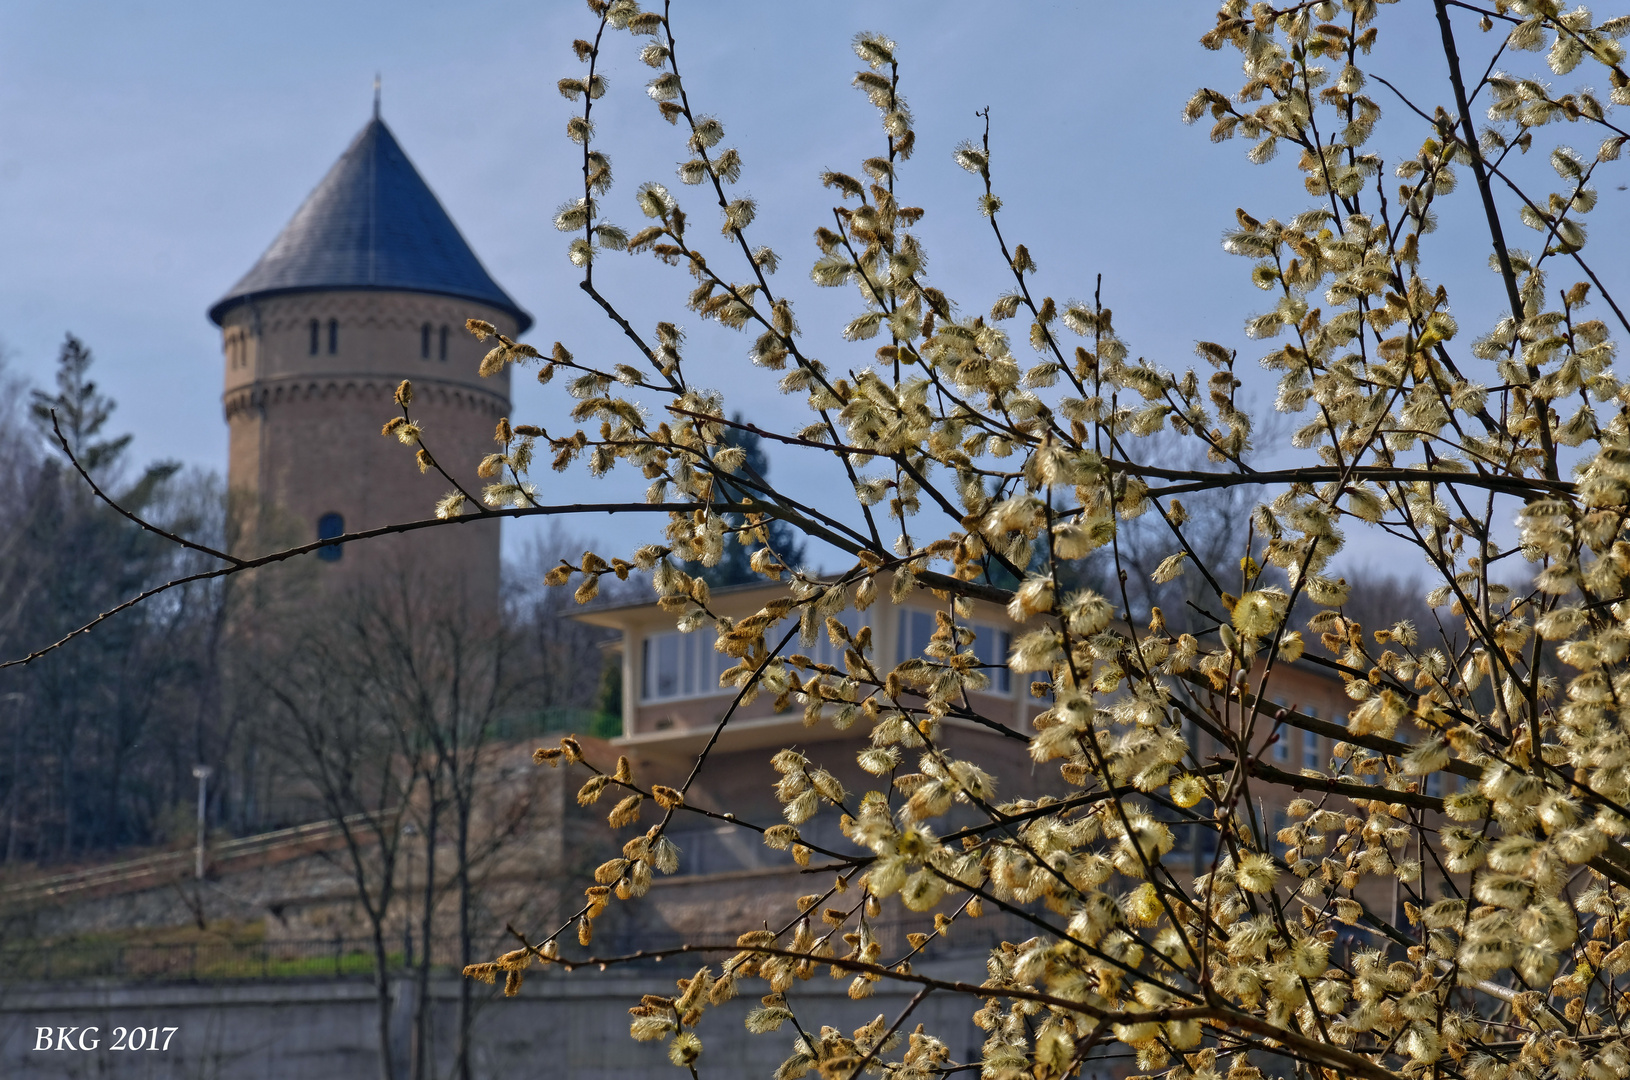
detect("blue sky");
top-left (2, 1), bottom-right (1625, 572)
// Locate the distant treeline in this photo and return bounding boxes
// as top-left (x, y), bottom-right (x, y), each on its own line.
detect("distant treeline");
top-left (0, 335), bottom-right (1439, 868)
top-left (0, 336), bottom-right (620, 866)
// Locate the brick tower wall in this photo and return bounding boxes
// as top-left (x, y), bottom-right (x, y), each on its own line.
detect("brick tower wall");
top-left (219, 289), bottom-right (515, 608)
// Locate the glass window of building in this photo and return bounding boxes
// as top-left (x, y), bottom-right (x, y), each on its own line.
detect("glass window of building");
top-left (316, 513), bottom-right (344, 562)
top-left (895, 609), bottom-right (1012, 694)
top-left (808, 609), bottom-right (869, 669)
top-left (1271, 809), bottom-right (1292, 857)
top-left (641, 628), bottom-right (731, 702)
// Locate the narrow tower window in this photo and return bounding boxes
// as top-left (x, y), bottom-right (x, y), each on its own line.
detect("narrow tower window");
top-left (439, 325), bottom-right (449, 361)
top-left (309, 319), bottom-right (320, 355)
top-left (327, 319), bottom-right (339, 354)
top-left (421, 323), bottom-right (431, 359)
top-left (316, 513), bottom-right (345, 562)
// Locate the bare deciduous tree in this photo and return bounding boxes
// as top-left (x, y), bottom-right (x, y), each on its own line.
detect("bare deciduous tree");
top-left (354, 574), bottom-right (511, 1080)
top-left (507, 526), bottom-right (630, 735)
top-left (0, 338), bottom-right (226, 866)
top-left (255, 612), bottom-right (415, 1080)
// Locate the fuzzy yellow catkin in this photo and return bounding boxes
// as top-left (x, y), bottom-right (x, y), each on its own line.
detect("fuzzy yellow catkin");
top-left (356, 7), bottom-right (1630, 1073)
top-left (608, 795), bottom-right (643, 828)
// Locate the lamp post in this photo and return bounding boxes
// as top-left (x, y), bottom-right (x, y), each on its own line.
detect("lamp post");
top-left (2, 693), bottom-right (25, 864)
top-left (191, 765), bottom-right (213, 880)
top-left (402, 822), bottom-right (419, 967)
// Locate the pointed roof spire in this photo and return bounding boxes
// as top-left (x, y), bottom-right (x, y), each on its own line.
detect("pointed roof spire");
top-left (209, 113), bottom-right (532, 333)
top-left (373, 74), bottom-right (381, 121)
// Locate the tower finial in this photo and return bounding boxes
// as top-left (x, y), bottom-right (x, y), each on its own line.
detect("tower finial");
top-left (373, 73), bottom-right (381, 120)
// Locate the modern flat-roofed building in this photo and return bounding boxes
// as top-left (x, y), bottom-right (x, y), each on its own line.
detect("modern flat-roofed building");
top-left (569, 579), bottom-right (1411, 934)
top-left (571, 579), bottom-right (1062, 940)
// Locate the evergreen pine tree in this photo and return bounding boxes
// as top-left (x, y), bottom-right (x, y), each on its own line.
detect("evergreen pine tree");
top-left (687, 415), bottom-right (805, 588)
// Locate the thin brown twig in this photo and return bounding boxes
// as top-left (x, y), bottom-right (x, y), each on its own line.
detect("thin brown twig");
top-left (50, 411), bottom-right (243, 566)
top-left (531, 940), bottom-right (1400, 1080)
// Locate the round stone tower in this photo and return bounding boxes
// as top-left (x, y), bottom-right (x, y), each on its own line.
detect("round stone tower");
top-left (209, 105), bottom-right (530, 610)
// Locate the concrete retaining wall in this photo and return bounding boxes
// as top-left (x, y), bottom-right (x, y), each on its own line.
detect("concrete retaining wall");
top-left (0, 958), bottom-right (988, 1080)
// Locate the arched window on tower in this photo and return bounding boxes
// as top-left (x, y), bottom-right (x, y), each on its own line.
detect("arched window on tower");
top-left (421, 323), bottom-right (432, 359)
top-left (309, 319), bottom-right (320, 355)
top-left (316, 513), bottom-right (345, 562)
top-left (439, 325), bottom-right (449, 361)
top-left (327, 319), bottom-right (339, 354)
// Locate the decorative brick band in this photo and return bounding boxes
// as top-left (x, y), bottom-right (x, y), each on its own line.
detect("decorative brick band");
top-left (223, 375), bottom-right (509, 422)
top-left (217, 290), bottom-right (518, 338)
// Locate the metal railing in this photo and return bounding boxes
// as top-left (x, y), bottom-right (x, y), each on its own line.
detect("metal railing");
top-left (0, 814), bottom-right (379, 907)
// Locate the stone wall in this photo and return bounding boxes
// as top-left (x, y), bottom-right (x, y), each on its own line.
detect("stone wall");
top-left (0, 742), bottom-right (574, 950)
top-left (219, 289), bottom-right (515, 606)
top-left (0, 958), bottom-right (997, 1080)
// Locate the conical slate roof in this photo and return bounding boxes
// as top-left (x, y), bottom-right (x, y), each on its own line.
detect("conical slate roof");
top-left (209, 115), bottom-right (532, 333)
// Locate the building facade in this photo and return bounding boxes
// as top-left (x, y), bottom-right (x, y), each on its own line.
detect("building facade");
top-left (209, 105), bottom-right (530, 606)
top-left (574, 583), bottom-right (1411, 926)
